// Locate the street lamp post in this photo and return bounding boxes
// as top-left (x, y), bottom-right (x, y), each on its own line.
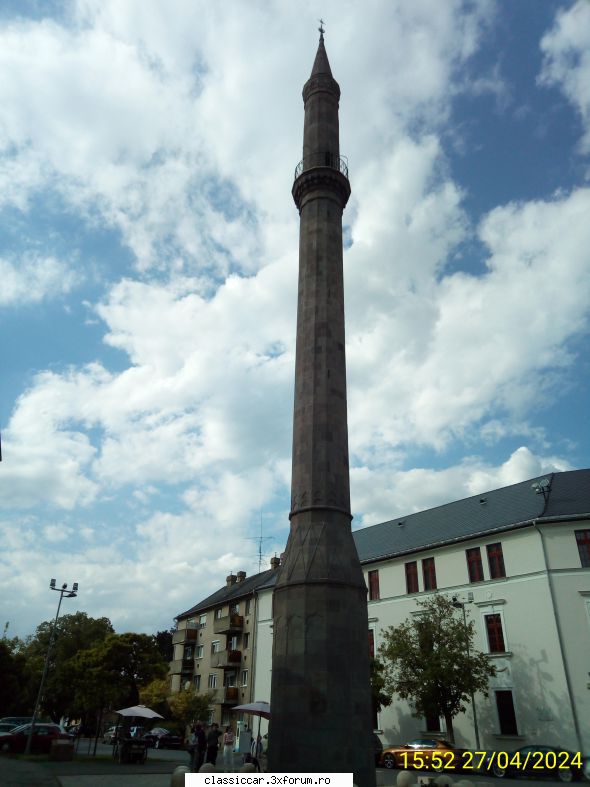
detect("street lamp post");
top-left (451, 595), bottom-right (481, 749)
top-left (25, 579), bottom-right (78, 755)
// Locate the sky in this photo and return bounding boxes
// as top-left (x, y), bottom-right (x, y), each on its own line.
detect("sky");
top-left (1, 0), bottom-right (589, 640)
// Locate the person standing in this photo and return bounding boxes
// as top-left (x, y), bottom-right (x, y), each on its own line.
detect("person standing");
top-left (190, 722), bottom-right (207, 771)
top-left (195, 721), bottom-right (207, 770)
top-left (206, 722), bottom-right (221, 765)
top-left (222, 725), bottom-right (235, 771)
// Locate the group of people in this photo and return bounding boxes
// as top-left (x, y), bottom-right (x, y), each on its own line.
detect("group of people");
top-left (189, 722), bottom-right (263, 772)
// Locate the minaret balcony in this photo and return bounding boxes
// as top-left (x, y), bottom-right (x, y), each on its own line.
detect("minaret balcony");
top-left (294, 152), bottom-right (348, 180)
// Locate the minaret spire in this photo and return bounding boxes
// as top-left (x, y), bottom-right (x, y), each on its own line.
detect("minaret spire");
top-left (269, 34), bottom-right (376, 786)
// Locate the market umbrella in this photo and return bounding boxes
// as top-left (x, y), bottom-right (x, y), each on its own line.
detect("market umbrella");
top-left (115, 705), bottom-right (163, 718)
top-left (112, 705), bottom-right (164, 744)
top-left (234, 700), bottom-right (270, 741)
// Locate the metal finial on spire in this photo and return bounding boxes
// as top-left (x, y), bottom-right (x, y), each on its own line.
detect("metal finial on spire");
top-left (318, 18), bottom-right (325, 39)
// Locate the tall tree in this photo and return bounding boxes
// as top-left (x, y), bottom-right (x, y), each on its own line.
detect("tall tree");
top-left (0, 638), bottom-right (29, 715)
top-left (378, 594), bottom-right (495, 742)
top-left (69, 632), bottom-right (169, 733)
top-left (154, 629), bottom-right (174, 663)
top-left (24, 613), bottom-right (114, 722)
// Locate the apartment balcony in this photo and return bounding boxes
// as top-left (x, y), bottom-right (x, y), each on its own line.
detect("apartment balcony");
top-left (172, 625), bottom-right (199, 645)
top-left (211, 649), bottom-right (242, 669)
top-left (213, 614), bottom-right (244, 635)
top-left (212, 686), bottom-right (240, 705)
top-left (169, 659), bottom-right (184, 675)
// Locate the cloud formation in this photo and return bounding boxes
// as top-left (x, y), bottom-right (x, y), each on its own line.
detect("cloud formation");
top-left (0, 0), bottom-right (587, 637)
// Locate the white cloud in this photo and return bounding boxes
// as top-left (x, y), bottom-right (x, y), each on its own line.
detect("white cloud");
top-left (352, 446), bottom-right (573, 526)
top-left (0, 254), bottom-right (79, 306)
top-left (347, 187), bottom-right (590, 454)
top-left (539, 0), bottom-right (590, 152)
top-left (0, 0), bottom-right (587, 639)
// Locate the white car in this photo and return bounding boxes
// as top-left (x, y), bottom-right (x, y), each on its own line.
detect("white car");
top-left (102, 726), bottom-right (118, 744)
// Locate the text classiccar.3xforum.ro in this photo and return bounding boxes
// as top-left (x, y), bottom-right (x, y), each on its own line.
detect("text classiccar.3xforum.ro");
top-left (186, 776), bottom-right (351, 786)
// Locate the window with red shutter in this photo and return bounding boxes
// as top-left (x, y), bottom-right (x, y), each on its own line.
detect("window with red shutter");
top-left (422, 557), bottom-right (437, 590)
top-left (485, 613), bottom-right (506, 652)
top-left (466, 547), bottom-right (484, 582)
top-left (405, 561), bottom-right (418, 594)
top-left (486, 542), bottom-right (506, 579)
top-left (575, 530), bottom-right (590, 567)
top-left (368, 569), bottom-right (380, 600)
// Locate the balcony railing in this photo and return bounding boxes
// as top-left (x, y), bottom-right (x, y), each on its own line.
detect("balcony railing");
top-left (213, 614), bottom-right (244, 635)
top-left (172, 626), bottom-right (199, 645)
top-left (294, 152), bottom-right (348, 180)
top-left (212, 686), bottom-right (240, 705)
top-left (211, 649), bottom-right (242, 669)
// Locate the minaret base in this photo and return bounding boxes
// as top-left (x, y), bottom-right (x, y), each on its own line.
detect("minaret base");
top-left (269, 511), bottom-right (376, 787)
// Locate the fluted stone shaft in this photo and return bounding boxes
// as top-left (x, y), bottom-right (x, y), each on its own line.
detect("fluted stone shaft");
top-left (269, 35), bottom-right (376, 787)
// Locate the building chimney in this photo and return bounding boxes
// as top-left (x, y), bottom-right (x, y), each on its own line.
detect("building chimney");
top-left (226, 574), bottom-right (237, 587)
top-left (236, 571), bottom-right (246, 582)
top-left (270, 557), bottom-right (280, 570)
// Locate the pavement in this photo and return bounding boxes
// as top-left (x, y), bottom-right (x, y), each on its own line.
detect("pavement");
top-left (0, 753), bottom-right (404, 787)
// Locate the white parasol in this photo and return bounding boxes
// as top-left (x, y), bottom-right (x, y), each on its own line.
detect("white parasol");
top-left (115, 704), bottom-right (164, 718)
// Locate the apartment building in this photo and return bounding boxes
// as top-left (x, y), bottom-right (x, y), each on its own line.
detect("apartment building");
top-left (170, 559), bottom-right (280, 726)
top-left (252, 469), bottom-right (590, 752)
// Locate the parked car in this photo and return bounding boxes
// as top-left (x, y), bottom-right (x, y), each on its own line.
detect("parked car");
top-left (380, 738), bottom-right (467, 771)
top-left (485, 744), bottom-right (589, 783)
top-left (143, 727), bottom-right (183, 749)
top-left (102, 726), bottom-right (119, 744)
top-left (0, 722), bottom-right (18, 734)
top-left (0, 723), bottom-right (72, 754)
top-left (0, 716), bottom-right (33, 727)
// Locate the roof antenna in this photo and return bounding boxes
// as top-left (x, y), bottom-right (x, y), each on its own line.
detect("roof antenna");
top-left (245, 511), bottom-right (273, 572)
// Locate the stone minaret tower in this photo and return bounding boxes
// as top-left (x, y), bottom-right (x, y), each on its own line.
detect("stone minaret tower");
top-left (269, 31), bottom-right (375, 785)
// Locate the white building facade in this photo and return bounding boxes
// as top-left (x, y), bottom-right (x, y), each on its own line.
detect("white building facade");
top-left (252, 470), bottom-right (590, 753)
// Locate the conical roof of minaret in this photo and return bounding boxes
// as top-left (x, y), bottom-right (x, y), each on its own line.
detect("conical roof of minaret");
top-left (310, 32), bottom-right (333, 77)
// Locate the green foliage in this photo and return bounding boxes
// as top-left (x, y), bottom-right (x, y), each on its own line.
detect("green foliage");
top-left (370, 657), bottom-right (392, 715)
top-left (0, 640), bottom-right (29, 716)
top-left (23, 613), bottom-right (115, 722)
top-left (3, 612), bottom-right (169, 725)
top-left (154, 630), bottom-right (174, 663)
top-left (168, 687), bottom-right (215, 731)
top-left (378, 594), bottom-right (495, 742)
top-left (72, 632), bottom-right (169, 713)
top-left (139, 677), bottom-right (170, 718)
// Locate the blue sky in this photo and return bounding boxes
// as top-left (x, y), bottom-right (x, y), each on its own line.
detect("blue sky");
top-left (1, 0), bottom-right (589, 639)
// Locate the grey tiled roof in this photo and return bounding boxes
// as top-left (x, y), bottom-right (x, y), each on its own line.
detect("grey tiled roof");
top-left (354, 469), bottom-right (590, 564)
top-left (176, 568), bottom-right (277, 621)
top-left (176, 469), bottom-right (590, 617)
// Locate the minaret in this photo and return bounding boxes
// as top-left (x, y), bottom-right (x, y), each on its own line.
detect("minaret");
top-left (269, 30), bottom-right (375, 785)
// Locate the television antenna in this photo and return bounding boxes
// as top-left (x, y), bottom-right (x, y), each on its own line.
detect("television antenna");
top-left (245, 512), bottom-right (274, 572)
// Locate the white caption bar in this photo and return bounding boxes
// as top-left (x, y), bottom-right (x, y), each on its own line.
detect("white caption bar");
top-left (187, 774), bottom-right (353, 787)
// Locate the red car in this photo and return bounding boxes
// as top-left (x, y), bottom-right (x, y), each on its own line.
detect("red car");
top-left (0, 722), bottom-right (72, 754)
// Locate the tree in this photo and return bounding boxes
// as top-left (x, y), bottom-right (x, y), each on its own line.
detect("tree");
top-left (378, 594), bottom-right (495, 742)
top-left (139, 678), bottom-right (170, 718)
top-left (0, 638), bottom-right (29, 715)
top-left (154, 630), bottom-right (174, 663)
top-left (167, 687), bottom-right (215, 734)
top-left (23, 613), bottom-right (114, 722)
top-left (370, 657), bottom-right (392, 718)
top-left (83, 632), bottom-right (169, 709)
